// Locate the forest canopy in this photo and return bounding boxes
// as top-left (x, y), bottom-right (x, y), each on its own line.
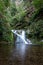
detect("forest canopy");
top-left (0, 0), bottom-right (43, 43)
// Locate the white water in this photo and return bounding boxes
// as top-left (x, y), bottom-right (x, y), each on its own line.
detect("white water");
top-left (11, 30), bottom-right (32, 44)
top-left (21, 31), bottom-right (25, 40)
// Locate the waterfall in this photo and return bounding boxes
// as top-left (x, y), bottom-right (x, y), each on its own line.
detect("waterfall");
top-left (21, 30), bottom-right (25, 40)
top-left (11, 30), bottom-right (32, 44)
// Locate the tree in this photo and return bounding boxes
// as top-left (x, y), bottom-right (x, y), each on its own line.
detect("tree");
top-left (29, 0), bottom-right (43, 39)
top-left (0, 0), bottom-right (13, 43)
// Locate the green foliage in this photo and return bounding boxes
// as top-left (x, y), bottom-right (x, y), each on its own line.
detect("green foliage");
top-left (0, 0), bottom-right (5, 12)
top-left (0, 17), bottom-right (13, 42)
top-left (10, 0), bottom-right (27, 29)
top-left (3, 31), bottom-right (13, 43)
top-left (0, 0), bottom-right (10, 12)
top-left (30, 8), bottom-right (43, 22)
top-left (0, 0), bottom-right (13, 43)
top-left (0, 0), bottom-right (43, 43)
top-left (32, 0), bottom-right (43, 9)
top-left (29, 19), bottom-right (43, 39)
top-left (28, 0), bottom-right (43, 39)
top-left (4, 0), bottom-right (10, 7)
top-left (0, 0), bottom-right (26, 42)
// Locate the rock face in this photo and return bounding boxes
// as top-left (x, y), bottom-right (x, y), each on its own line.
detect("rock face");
top-left (0, 43), bottom-right (43, 65)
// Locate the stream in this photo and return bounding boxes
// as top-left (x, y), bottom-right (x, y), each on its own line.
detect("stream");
top-left (0, 30), bottom-right (43, 65)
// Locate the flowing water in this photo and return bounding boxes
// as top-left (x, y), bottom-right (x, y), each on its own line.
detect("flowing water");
top-left (11, 30), bottom-right (32, 44)
top-left (0, 30), bottom-right (43, 65)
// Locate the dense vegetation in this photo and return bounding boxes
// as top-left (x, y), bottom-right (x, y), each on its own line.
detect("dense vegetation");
top-left (0, 0), bottom-right (43, 43)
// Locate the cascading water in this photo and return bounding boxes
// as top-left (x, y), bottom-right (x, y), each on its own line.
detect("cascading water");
top-left (21, 30), bottom-right (25, 40)
top-left (11, 30), bottom-right (32, 44)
